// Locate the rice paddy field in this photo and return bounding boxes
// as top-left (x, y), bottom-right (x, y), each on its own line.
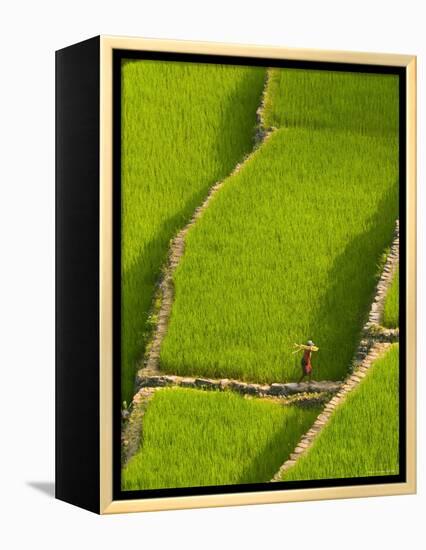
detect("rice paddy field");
top-left (160, 69), bottom-right (399, 383)
top-left (281, 344), bottom-right (400, 481)
top-left (121, 60), bottom-right (265, 401)
top-left (121, 62), bottom-right (400, 490)
top-left (122, 388), bottom-right (320, 490)
top-left (383, 267), bottom-right (399, 328)
top-left (264, 69), bottom-right (399, 135)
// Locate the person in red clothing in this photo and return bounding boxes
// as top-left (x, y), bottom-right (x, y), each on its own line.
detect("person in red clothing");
top-left (298, 340), bottom-right (316, 383)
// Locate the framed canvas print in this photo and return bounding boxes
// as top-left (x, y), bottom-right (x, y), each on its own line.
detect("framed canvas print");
top-left (55, 36), bottom-right (416, 514)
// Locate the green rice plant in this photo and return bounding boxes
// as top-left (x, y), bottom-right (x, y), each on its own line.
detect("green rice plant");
top-left (383, 267), bottom-right (399, 328)
top-left (264, 68), bottom-right (399, 135)
top-left (121, 60), bottom-right (265, 401)
top-left (281, 344), bottom-right (399, 480)
top-left (122, 388), bottom-right (319, 490)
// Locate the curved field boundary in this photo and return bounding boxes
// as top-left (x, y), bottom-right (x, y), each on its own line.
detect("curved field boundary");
top-left (138, 70), bottom-right (274, 379)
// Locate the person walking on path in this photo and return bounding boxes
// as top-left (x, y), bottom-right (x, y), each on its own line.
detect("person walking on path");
top-left (296, 340), bottom-right (318, 383)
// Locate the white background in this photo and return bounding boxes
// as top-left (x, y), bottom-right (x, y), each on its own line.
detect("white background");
top-left (0, 1), bottom-right (424, 548)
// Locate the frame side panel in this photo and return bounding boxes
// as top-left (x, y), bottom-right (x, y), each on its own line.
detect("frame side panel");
top-left (55, 36), bottom-right (101, 513)
top-left (405, 57), bottom-right (417, 493)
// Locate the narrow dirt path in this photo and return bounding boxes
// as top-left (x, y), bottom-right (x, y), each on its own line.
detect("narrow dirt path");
top-left (136, 372), bottom-right (341, 397)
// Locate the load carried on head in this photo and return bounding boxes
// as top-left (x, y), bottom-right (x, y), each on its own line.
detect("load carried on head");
top-left (292, 340), bottom-right (319, 353)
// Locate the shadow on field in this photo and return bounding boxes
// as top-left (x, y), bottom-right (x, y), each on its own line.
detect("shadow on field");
top-left (122, 202), bottom-right (201, 400)
top-left (236, 407), bottom-right (321, 484)
top-left (235, 426), bottom-right (300, 485)
top-left (212, 68), bottom-right (266, 164)
top-left (309, 187), bottom-right (398, 382)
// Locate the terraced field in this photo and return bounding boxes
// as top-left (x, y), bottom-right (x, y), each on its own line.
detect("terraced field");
top-left (281, 344), bottom-right (399, 481)
top-left (160, 69), bottom-right (399, 383)
top-left (122, 388), bottom-right (319, 490)
top-left (264, 68), bottom-right (399, 135)
top-left (121, 60), bottom-right (265, 401)
top-left (121, 61), bottom-right (400, 491)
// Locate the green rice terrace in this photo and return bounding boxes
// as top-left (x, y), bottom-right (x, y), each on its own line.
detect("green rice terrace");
top-left (122, 388), bottom-right (319, 490)
top-left (160, 68), bottom-right (398, 382)
top-left (121, 59), bottom-right (400, 490)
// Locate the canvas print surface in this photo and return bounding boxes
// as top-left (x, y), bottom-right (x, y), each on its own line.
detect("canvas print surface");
top-left (119, 59), bottom-right (400, 492)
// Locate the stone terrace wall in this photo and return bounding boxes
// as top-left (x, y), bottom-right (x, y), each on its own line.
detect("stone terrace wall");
top-left (136, 373), bottom-right (341, 398)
